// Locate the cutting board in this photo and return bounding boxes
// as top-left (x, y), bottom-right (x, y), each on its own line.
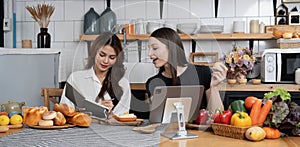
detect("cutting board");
top-left (92, 118), bottom-right (144, 126)
top-left (265, 25), bottom-right (300, 33)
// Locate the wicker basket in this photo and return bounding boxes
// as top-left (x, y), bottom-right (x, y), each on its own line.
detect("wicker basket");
top-left (277, 38), bottom-right (300, 49)
top-left (211, 123), bottom-right (250, 139)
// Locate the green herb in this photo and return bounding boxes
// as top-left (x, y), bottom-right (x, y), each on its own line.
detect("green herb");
top-left (264, 88), bottom-right (291, 100)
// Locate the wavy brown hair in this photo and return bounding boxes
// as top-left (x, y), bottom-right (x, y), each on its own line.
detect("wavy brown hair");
top-left (86, 32), bottom-right (125, 102)
top-left (150, 27), bottom-right (188, 85)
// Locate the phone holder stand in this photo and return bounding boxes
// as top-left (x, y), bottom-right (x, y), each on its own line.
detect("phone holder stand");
top-left (161, 102), bottom-right (198, 140)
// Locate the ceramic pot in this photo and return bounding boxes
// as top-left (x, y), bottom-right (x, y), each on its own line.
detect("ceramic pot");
top-left (1, 101), bottom-right (25, 114)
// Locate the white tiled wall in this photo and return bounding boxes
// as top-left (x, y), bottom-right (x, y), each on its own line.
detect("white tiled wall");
top-left (4, 0), bottom-right (300, 58)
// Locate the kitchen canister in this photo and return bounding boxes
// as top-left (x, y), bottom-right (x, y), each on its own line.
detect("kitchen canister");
top-left (259, 22), bottom-right (265, 33)
top-left (84, 8), bottom-right (100, 35)
top-left (250, 20), bottom-right (259, 33)
top-left (99, 0), bottom-right (116, 33)
top-left (233, 21), bottom-right (245, 33)
top-left (295, 68), bottom-right (300, 84)
top-left (135, 18), bottom-right (146, 34)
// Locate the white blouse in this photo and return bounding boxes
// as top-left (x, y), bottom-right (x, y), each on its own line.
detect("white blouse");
top-left (60, 67), bottom-right (131, 115)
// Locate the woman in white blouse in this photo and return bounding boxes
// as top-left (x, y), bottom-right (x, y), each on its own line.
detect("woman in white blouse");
top-left (60, 32), bottom-right (131, 115)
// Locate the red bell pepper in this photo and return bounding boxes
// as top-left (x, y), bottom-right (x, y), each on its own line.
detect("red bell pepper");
top-left (214, 110), bottom-right (232, 125)
top-left (220, 110), bottom-right (232, 125)
top-left (213, 110), bottom-right (222, 123)
top-left (196, 109), bottom-right (208, 125)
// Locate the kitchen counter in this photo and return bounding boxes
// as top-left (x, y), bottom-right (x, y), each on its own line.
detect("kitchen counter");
top-left (130, 82), bottom-right (300, 92)
top-left (218, 82), bottom-right (300, 92)
top-left (1, 124), bottom-right (299, 147)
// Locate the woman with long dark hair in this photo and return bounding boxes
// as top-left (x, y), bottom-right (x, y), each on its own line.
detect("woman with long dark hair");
top-left (146, 27), bottom-right (227, 113)
top-left (60, 32), bottom-right (131, 115)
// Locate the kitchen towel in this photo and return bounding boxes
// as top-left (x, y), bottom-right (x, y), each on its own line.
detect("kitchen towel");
top-left (0, 123), bottom-right (161, 147)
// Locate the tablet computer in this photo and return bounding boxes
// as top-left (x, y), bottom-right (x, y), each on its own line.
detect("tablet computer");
top-left (149, 85), bottom-right (204, 124)
top-left (65, 82), bottom-right (109, 119)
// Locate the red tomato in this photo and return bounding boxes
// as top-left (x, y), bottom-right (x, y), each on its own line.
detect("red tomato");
top-left (244, 96), bottom-right (258, 110)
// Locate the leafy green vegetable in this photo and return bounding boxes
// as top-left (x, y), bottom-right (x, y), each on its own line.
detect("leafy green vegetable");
top-left (264, 88), bottom-right (291, 100)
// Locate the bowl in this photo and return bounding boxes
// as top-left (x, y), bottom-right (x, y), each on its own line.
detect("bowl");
top-left (176, 23), bottom-right (198, 34)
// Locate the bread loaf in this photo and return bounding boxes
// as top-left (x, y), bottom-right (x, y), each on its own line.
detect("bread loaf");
top-left (113, 113), bottom-right (137, 122)
top-left (53, 111), bottom-right (66, 126)
top-left (23, 106), bottom-right (48, 126)
top-left (67, 112), bottom-right (92, 127)
top-left (53, 103), bottom-right (76, 117)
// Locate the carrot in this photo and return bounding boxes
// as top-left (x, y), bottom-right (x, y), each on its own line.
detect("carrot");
top-left (250, 99), bottom-right (262, 126)
top-left (257, 100), bottom-right (273, 125)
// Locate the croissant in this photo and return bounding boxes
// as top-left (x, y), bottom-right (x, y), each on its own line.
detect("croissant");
top-left (52, 103), bottom-right (76, 117)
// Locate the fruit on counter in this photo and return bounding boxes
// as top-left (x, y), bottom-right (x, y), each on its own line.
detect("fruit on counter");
top-left (10, 114), bottom-right (23, 125)
top-left (230, 100), bottom-right (247, 113)
top-left (245, 126), bottom-right (266, 141)
top-left (244, 96), bottom-right (258, 110)
top-left (195, 109), bottom-right (208, 125)
top-left (262, 127), bottom-right (281, 139)
top-left (249, 99), bottom-right (262, 126)
top-left (8, 112), bottom-right (19, 118)
top-left (0, 115), bottom-right (10, 126)
top-left (0, 112), bottom-right (8, 116)
top-left (213, 109), bottom-right (232, 125)
top-left (230, 112), bottom-right (252, 127)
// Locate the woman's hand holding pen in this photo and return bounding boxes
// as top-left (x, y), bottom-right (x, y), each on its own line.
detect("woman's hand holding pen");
top-left (100, 100), bottom-right (114, 113)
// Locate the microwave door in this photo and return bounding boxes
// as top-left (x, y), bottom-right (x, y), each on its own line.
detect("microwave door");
top-left (277, 53), bottom-right (281, 82)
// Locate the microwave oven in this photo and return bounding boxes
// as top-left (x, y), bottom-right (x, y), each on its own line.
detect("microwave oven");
top-left (261, 48), bottom-right (300, 83)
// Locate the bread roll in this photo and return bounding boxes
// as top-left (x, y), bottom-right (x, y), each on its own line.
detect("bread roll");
top-left (23, 106), bottom-right (48, 126)
top-left (38, 119), bottom-right (54, 126)
top-left (43, 111), bottom-right (57, 120)
top-left (273, 30), bottom-right (282, 38)
top-left (67, 112), bottom-right (92, 127)
top-left (53, 112), bottom-right (66, 126)
top-left (53, 103), bottom-right (76, 117)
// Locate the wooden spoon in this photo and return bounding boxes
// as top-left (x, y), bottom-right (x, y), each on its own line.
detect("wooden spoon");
top-left (132, 123), bottom-right (161, 134)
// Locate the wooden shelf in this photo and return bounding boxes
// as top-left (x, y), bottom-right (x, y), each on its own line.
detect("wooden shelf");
top-left (218, 83), bottom-right (300, 92)
top-left (80, 33), bottom-right (275, 41)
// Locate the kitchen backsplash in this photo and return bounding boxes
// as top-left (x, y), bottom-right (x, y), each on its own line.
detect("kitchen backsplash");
top-left (4, 0), bottom-right (300, 61)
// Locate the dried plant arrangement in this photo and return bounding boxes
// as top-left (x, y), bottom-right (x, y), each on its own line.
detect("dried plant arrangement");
top-left (26, 4), bottom-right (55, 28)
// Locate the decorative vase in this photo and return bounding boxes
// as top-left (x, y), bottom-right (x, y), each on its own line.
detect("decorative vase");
top-left (99, 0), bottom-right (116, 33)
top-left (37, 28), bottom-right (51, 48)
top-left (237, 73), bottom-right (247, 84)
top-left (84, 7), bottom-right (100, 35)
